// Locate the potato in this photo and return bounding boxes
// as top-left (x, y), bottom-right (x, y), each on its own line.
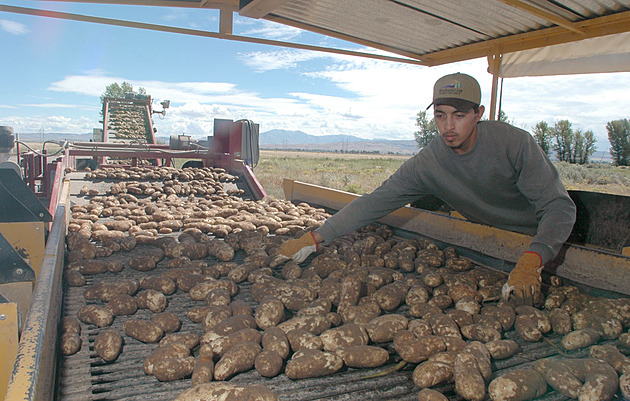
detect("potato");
top-left (65, 270), bottom-right (86, 287)
top-left (620, 332), bottom-right (630, 347)
top-left (455, 296), bottom-right (481, 315)
top-left (296, 298), bottom-right (332, 318)
top-left (426, 312), bottom-right (462, 339)
top-left (514, 315), bottom-right (543, 342)
top-left (70, 259), bottom-right (107, 275)
top-left (151, 312), bottom-right (181, 333)
top-left (393, 331), bottom-right (446, 363)
top-left (620, 373), bottom-right (630, 399)
top-left (579, 359), bottom-right (618, 401)
top-left (287, 328), bottom-right (323, 351)
top-left (412, 360), bottom-right (452, 388)
top-left (277, 315), bottom-right (331, 336)
top-left (214, 342), bottom-right (261, 380)
top-left (485, 339), bottom-right (520, 360)
top-left (159, 332), bottom-right (200, 350)
top-left (339, 302), bottom-right (381, 325)
top-left (464, 341), bottom-right (492, 381)
top-left (229, 299), bottom-right (253, 316)
top-left (589, 344), bottom-right (630, 374)
top-left (487, 369), bottom-right (547, 401)
top-left (548, 307), bottom-right (572, 335)
top-left (77, 305), bottom-right (114, 327)
top-left (365, 314), bottom-right (408, 343)
top-left (153, 356), bottom-right (195, 381)
top-left (191, 358), bottom-right (214, 386)
top-left (336, 345), bottom-right (389, 368)
top-left (139, 276), bottom-right (176, 295)
top-left (406, 285), bottom-right (430, 306)
top-left (428, 294), bottom-right (453, 310)
top-left (447, 309), bottom-right (474, 329)
top-left (534, 358), bottom-right (582, 399)
top-left (201, 305), bottom-right (232, 331)
top-left (453, 351), bottom-right (486, 401)
top-left (202, 315), bottom-right (257, 343)
top-left (461, 323), bottom-right (501, 343)
top-left (123, 319), bottom-right (164, 343)
top-left (255, 349), bottom-right (284, 377)
top-left (94, 329), bottom-right (123, 362)
top-left (255, 297), bottom-right (286, 329)
top-left (60, 316), bottom-right (81, 334)
top-left (105, 294), bottom-right (138, 316)
top-left (143, 343), bottom-right (190, 375)
top-left (189, 280), bottom-right (238, 300)
top-left (136, 289), bottom-right (168, 313)
top-left (173, 383), bottom-right (279, 401)
top-left (285, 349), bottom-right (344, 379)
top-left (571, 310), bottom-right (623, 340)
top-left (60, 332), bottom-right (82, 356)
top-left (561, 328), bottom-right (601, 351)
top-left (408, 318), bottom-right (433, 338)
top-left (417, 388), bottom-right (448, 401)
top-left (320, 323), bottom-right (369, 352)
top-left (128, 255), bottom-right (157, 271)
top-left (374, 281), bottom-right (407, 311)
top-left (261, 326), bottom-right (290, 360)
top-left (105, 260), bottom-right (124, 273)
top-left (210, 328), bottom-right (262, 358)
top-left (515, 305), bottom-right (551, 333)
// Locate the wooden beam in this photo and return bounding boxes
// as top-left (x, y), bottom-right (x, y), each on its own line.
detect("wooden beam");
top-left (219, 5), bottom-right (233, 34)
top-left (497, 0), bottom-right (587, 35)
top-left (35, 0), bottom-right (239, 9)
top-left (420, 10), bottom-right (630, 66)
top-left (239, 0), bottom-right (291, 19)
top-left (487, 53), bottom-right (502, 120)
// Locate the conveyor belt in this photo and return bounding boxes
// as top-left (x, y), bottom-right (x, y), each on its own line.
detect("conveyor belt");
top-left (55, 172), bottom-right (630, 401)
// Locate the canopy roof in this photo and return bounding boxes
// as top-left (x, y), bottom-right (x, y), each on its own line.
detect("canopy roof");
top-left (3, 0), bottom-right (630, 68)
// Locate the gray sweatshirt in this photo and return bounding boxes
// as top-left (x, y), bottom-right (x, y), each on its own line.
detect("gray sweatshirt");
top-left (315, 120), bottom-right (576, 264)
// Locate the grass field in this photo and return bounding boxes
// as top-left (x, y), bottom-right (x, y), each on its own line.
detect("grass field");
top-left (254, 150), bottom-right (630, 200)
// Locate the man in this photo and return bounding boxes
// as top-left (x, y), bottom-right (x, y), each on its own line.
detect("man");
top-left (271, 72), bottom-right (576, 306)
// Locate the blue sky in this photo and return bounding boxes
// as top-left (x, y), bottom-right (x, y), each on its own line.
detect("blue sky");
top-left (2, 1), bottom-right (630, 152)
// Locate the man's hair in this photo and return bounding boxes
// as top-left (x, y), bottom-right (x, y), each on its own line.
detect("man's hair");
top-left (434, 98), bottom-right (479, 113)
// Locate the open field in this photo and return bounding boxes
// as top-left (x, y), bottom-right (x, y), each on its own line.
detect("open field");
top-left (254, 150), bottom-right (630, 200)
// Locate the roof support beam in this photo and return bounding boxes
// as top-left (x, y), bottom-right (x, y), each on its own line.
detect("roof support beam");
top-left (421, 10), bottom-right (630, 66)
top-left (239, 0), bottom-right (291, 18)
top-left (497, 0), bottom-right (587, 34)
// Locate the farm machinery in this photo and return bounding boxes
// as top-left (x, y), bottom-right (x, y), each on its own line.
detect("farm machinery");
top-left (0, 115), bottom-right (629, 401)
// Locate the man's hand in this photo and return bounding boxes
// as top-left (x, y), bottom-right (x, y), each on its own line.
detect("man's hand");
top-left (501, 251), bottom-right (543, 306)
top-left (269, 231), bottom-right (319, 267)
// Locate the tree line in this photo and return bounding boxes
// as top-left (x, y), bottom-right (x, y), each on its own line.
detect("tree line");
top-left (414, 110), bottom-right (630, 166)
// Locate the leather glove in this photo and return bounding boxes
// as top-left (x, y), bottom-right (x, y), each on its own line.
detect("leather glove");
top-left (269, 231), bottom-right (319, 267)
top-left (501, 251), bottom-right (543, 306)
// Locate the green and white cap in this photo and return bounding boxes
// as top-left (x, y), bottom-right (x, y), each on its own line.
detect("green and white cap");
top-left (427, 73), bottom-right (481, 110)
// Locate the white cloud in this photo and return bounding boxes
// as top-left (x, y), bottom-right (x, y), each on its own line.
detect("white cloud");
top-left (238, 19), bottom-right (303, 41)
top-left (0, 19), bottom-right (28, 35)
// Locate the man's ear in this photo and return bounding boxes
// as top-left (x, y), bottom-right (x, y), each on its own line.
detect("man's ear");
top-left (477, 105), bottom-right (485, 120)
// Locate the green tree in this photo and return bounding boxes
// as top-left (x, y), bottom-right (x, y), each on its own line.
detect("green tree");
top-left (100, 81), bottom-right (146, 104)
top-left (575, 129), bottom-right (597, 164)
top-left (552, 120), bottom-right (574, 162)
top-left (498, 110), bottom-right (510, 123)
top-left (607, 119), bottom-right (630, 166)
top-left (414, 110), bottom-right (438, 148)
top-left (532, 121), bottom-right (552, 156)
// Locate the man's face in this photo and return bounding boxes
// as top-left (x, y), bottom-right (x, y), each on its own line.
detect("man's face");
top-left (434, 104), bottom-right (484, 154)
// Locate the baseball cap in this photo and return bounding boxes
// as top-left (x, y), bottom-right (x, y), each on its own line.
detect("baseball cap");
top-left (427, 73), bottom-right (481, 111)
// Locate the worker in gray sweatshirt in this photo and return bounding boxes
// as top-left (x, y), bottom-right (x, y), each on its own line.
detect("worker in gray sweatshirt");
top-left (271, 72), bottom-right (576, 306)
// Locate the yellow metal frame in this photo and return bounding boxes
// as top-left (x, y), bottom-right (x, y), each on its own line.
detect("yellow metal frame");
top-left (0, 303), bottom-right (19, 401)
top-left (283, 179), bottom-right (630, 296)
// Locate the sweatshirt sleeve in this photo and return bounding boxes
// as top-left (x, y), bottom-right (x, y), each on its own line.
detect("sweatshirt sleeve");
top-left (316, 155), bottom-right (429, 244)
top-left (512, 134), bottom-right (576, 263)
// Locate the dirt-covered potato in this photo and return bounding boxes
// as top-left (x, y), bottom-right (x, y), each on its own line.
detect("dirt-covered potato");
top-left (336, 345), bottom-right (389, 368)
top-left (285, 349), bottom-right (344, 379)
top-left (205, 287), bottom-right (231, 306)
top-left (60, 316), bottom-right (81, 335)
top-left (139, 276), bottom-right (176, 295)
top-left (277, 315), bottom-right (331, 336)
top-left (123, 319), bottom-right (164, 343)
top-left (143, 343), bottom-right (190, 375)
top-left (261, 326), bottom-right (290, 360)
top-left (214, 342), bottom-right (261, 380)
top-left (255, 349), bottom-right (284, 377)
top-left (417, 388), bottom-right (448, 401)
top-left (69, 259), bottom-right (108, 275)
top-left (210, 328), bottom-right (262, 358)
top-left (287, 328), bottom-right (323, 351)
top-left (153, 356), bottom-right (195, 382)
top-left (374, 281), bottom-right (407, 311)
top-left (77, 305), bottom-right (114, 327)
top-left (514, 315), bottom-right (543, 342)
top-left (534, 358), bottom-right (582, 399)
top-left (136, 289), bottom-right (168, 313)
top-left (571, 309), bottom-right (623, 340)
top-left (94, 329), bottom-right (123, 362)
top-left (173, 383), bottom-right (279, 401)
top-left (159, 332), bottom-right (200, 350)
top-left (561, 328), bottom-right (601, 351)
top-left (202, 315), bottom-right (257, 344)
top-left (60, 332), bottom-right (82, 356)
top-left (548, 307), bottom-right (572, 335)
top-left (365, 314), bottom-right (408, 343)
top-left (255, 297), bottom-right (286, 329)
top-left (589, 344), bottom-right (630, 374)
top-left (201, 305), bottom-right (232, 331)
top-left (487, 369), bottom-right (547, 401)
top-left (413, 360), bottom-right (453, 388)
top-left (461, 322), bottom-right (501, 343)
top-left (128, 255), bottom-right (157, 271)
top-left (405, 285), bottom-right (430, 306)
top-left (485, 339), bottom-right (520, 360)
top-left (620, 372), bottom-right (630, 400)
top-left (192, 358), bottom-right (214, 386)
top-left (580, 359), bottom-right (618, 401)
top-left (105, 294), bottom-right (138, 316)
top-left (319, 323), bottom-right (369, 352)
top-left (65, 270), bottom-right (86, 287)
top-left (151, 312), bottom-right (181, 333)
top-left (453, 350), bottom-right (486, 401)
top-left (393, 331), bottom-right (446, 363)
top-left (426, 312), bottom-right (462, 339)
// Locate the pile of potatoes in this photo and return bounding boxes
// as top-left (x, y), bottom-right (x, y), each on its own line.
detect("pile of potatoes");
top-left (61, 166), bottom-right (630, 401)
